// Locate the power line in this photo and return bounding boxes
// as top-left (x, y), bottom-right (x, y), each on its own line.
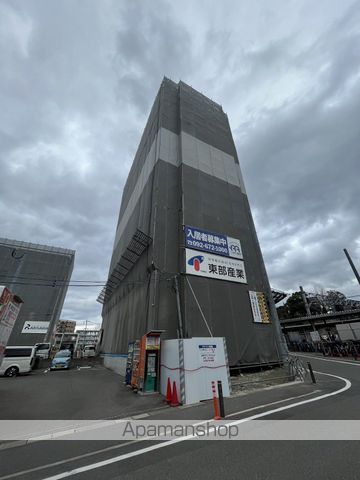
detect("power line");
top-left (3, 282), bottom-right (107, 287)
top-left (0, 279), bottom-right (149, 288)
top-left (0, 273), bottom-right (107, 283)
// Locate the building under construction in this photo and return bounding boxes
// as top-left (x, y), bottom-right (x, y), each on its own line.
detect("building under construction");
top-left (99, 78), bottom-right (286, 372)
top-left (0, 238), bottom-right (75, 346)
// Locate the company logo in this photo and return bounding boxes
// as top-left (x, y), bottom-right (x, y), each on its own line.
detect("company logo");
top-left (227, 238), bottom-right (242, 258)
top-left (229, 244), bottom-right (241, 254)
top-left (22, 321), bottom-right (50, 334)
top-left (187, 255), bottom-right (204, 272)
top-left (24, 323), bottom-right (46, 331)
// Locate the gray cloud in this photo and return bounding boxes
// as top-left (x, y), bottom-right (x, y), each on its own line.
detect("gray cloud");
top-left (238, 3), bottom-right (360, 295)
top-left (1, 0), bottom-right (359, 327)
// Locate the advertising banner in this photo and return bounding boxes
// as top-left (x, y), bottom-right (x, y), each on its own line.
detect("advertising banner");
top-left (21, 321), bottom-right (50, 334)
top-left (184, 226), bottom-right (243, 259)
top-left (185, 248), bottom-right (247, 284)
top-left (0, 286), bottom-right (23, 365)
top-left (249, 291), bottom-right (270, 323)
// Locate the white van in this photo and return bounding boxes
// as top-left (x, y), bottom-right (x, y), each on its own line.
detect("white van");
top-left (83, 345), bottom-right (96, 358)
top-left (35, 343), bottom-right (51, 359)
top-left (0, 346), bottom-right (36, 377)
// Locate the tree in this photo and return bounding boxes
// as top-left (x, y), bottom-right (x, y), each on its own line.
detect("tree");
top-left (324, 290), bottom-right (347, 312)
top-left (278, 291), bottom-right (306, 318)
top-left (277, 288), bottom-right (356, 319)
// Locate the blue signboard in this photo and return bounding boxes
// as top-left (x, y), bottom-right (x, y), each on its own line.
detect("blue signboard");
top-left (184, 225), bottom-right (243, 259)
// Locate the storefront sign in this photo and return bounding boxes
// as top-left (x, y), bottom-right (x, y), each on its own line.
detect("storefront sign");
top-left (21, 321), bottom-right (50, 334)
top-left (186, 248), bottom-right (247, 284)
top-left (185, 226), bottom-right (243, 259)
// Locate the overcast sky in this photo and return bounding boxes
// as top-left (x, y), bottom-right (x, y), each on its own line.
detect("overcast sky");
top-left (1, 0), bottom-right (360, 327)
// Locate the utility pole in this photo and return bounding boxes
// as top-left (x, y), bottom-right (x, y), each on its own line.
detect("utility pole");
top-left (344, 248), bottom-right (360, 286)
top-left (299, 285), bottom-right (311, 316)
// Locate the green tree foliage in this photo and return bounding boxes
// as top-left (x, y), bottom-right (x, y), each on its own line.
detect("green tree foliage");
top-left (277, 289), bottom-right (358, 319)
top-left (280, 291), bottom-right (306, 319)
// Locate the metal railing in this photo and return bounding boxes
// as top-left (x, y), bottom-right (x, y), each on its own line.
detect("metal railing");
top-left (287, 355), bottom-right (307, 381)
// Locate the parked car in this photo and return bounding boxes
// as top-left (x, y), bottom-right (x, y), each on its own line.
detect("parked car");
top-left (0, 346), bottom-right (36, 377)
top-left (35, 342), bottom-right (51, 359)
top-left (83, 345), bottom-right (96, 358)
top-left (50, 349), bottom-right (72, 370)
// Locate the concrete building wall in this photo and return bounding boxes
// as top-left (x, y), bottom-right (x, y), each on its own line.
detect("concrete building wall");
top-left (100, 78), bottom-right (286, 368)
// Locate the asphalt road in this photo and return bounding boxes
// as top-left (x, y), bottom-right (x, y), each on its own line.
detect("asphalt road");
top-left (1, 355), bottom-right (360, 480)
top-left (0, 363), bottom-right (164, 420)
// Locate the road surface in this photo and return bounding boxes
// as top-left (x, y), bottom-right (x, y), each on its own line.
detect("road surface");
top-left (1, 354), bottom-right (360, 480)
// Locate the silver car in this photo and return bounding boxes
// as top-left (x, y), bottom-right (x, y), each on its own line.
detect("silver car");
top-left (50, 349), bottom-right (72, 370)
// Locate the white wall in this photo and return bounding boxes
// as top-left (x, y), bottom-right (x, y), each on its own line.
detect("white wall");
top-left (183, 337), bottom-right (230, 404)
top-left (103, 355), bottom-right (127, 376)
top-left (160, 337), bottom-right (230, 405)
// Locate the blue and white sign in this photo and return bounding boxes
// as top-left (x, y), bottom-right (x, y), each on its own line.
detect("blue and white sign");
top-left (185, 248), bottom-right (247, 284)
top-left (184, 226), bottom-right (243, 259)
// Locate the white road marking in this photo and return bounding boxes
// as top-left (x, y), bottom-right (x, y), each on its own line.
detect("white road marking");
top-left (0, 391), bottom-right (320, 480)
top-left (297, 353), bottom-right (360, 367)
top-left (132, 413), bottom-right (149, 419)
top-left (39, 370), bottom-right (351, 480)
top-left (226, 390), bottom-right (321, 417)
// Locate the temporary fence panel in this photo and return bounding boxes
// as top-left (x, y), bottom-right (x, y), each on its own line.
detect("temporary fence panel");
top-left (160, 337), bottom-right (230, 405)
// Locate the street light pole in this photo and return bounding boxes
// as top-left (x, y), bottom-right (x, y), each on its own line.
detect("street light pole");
top-left (300, 285), bottom-right (311, 316)
top-left (344, 248), bottom-right (360, 286)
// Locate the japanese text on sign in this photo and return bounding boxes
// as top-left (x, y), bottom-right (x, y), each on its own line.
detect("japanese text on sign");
top-left (185, 226), bottom-right (242, 259)
top-left (249, 291), bottom-right (270, 324)
top-left (186, 248), bottom-right (247, 284)
top-left (199, 344), bottom-right (217, 365)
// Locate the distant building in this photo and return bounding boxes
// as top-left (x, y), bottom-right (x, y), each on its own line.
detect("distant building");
top-left (0, 238), bottom-right (75, 346)
top-left (76, 329), bottom-right (100, 349)
top-left (56, 320), bottom-right (76, 334)
top-left (53, 332), bottom-right (78, 354)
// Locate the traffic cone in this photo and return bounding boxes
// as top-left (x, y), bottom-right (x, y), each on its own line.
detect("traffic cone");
top-left (165, 377), bottom-right (172, 404)
top-left (170, 380), bottom-right (180, 407)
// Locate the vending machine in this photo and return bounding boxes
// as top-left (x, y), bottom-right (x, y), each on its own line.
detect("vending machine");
top-left (143, 337), bottom-right (160, 393)
top-left (125, 341), bottom-right (135, 385)
top-left (131, 330), bottom-right (163, 394)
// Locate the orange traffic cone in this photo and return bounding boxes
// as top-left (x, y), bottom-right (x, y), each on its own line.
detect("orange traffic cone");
top-left (170, 380), bottom-right (180, 407)
top-left (165, 377), bottom-right (172, 404)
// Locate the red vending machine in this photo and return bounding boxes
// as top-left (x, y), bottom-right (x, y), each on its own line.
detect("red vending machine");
top-left (131, 330), bottom-right (163, 394)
